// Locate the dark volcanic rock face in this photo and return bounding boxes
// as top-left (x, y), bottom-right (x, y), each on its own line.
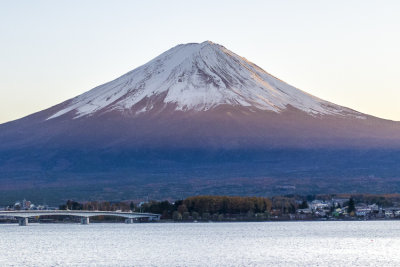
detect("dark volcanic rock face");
top-left (0, 41), bottom-right (399, 204)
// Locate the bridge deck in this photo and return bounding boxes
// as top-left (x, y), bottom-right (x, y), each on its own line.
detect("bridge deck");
top-left (0, 210), bottom-right (160, 219)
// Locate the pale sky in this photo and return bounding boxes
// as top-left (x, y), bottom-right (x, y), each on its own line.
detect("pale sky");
top-left (1, 0), bottom-right (399, 123)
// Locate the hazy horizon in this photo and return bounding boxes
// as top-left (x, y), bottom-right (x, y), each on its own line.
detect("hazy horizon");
top-left (1, 0), bottom-right (399, 123)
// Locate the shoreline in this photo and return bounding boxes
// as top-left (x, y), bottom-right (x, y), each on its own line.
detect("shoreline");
top-left (1, 217), bottom-right (399, 225)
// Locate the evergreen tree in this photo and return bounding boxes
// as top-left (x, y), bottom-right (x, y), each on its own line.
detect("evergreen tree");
top-left (299, 200), bottom-right (308, 209)
top-left (130, 201), bottom-right (135, 211)
top-left (347, 197), bottom-right (356, 214)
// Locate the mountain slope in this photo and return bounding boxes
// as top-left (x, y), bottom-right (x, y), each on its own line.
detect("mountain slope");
top-left (0, 41), bottom-right (399, 204)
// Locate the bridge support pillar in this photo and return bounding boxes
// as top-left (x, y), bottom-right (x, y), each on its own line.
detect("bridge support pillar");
top-left (80, 217), bottom-right (90, 225)
top-left (125, 218), bottom-right (134, 224)
top-left (18, 217), bottom-right (28, 226)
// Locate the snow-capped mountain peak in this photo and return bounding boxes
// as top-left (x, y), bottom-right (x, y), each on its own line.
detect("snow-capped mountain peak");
top-left (48, 41), bottom-right (361, 120)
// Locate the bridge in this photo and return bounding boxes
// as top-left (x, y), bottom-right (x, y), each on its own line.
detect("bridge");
top-left (0, 210), bottom-right (161, 226)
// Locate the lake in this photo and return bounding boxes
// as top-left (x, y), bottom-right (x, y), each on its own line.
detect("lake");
top-left (0, 221), bottom-right (399, 266)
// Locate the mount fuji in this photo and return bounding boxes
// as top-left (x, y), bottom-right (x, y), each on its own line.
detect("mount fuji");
top-left (47, 41), bottom-right (360, 120)
top-left (0, 41), bottom-right (399, 204)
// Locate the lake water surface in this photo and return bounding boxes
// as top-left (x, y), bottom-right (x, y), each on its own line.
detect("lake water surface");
top-left (1, 221), bottom-right (400, 266)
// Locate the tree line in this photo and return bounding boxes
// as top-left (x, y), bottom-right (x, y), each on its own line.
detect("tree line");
top-left (59, 195), bottom-right (297, 220)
